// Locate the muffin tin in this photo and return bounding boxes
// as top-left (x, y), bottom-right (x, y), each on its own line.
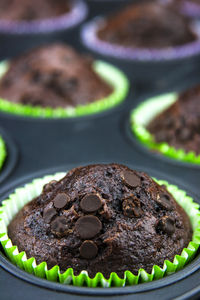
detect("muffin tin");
top-left (0, 127), bottom-right (18, 185)
top-left (1, 1), bottom-right (200, 299)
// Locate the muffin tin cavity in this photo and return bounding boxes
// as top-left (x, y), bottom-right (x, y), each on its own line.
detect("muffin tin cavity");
top-left (0, 166), bottom-right (200, 297)
top-left (1, 1), bottom-right (200, 299)
top-left (129, 93), bottom-right (200, 167)
top-left (0, 127), bottom-right (18, 184)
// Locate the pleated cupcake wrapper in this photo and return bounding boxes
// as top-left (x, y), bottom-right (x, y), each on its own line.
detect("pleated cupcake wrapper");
top-left (0, 135), bottom-right (6, 170)
top-left (81, 18), bottom-right (200, 61)
top-left (130, 93), bottom-right (200, 165)
top-left (0, 0), bottom-right (87, 34)
top-left (0, 173), bottom-right (200, 287)
top-left (163, 0), bottom-right (200, 18)
top-left (176, 0), bottom-right (200, 18)
top-left (0, 60), bottom-right (129, 118)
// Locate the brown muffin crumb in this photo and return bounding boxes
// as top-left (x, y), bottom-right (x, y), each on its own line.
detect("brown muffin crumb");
top-left (8, 164), bottom-right (192, 278)
top-left (0, 0), bottom-right (70, 21)
top-left (148, 85), bottom-right (200, 156)
top-left (0, 44), bottom-right (112, 108)
top-left (98, 2), bottom-right (197, 49)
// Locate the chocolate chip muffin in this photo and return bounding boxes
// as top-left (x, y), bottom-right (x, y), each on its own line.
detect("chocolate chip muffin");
top-left (148, 85), bottom-right (200, 156)
top-left (0, 0), bottom-right (70, 21)
top-left (97, 2), bottom-right (197, 48)
top-left (0, 44), bottom-right (112, 108)
top-left (8, 164), bottom-right (192, 278)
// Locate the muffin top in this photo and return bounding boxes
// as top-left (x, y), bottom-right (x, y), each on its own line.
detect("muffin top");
top-left (0, 44), bottom-right (112, 108)
top-left (148, 85), bottom-right (200, 156)
top-left (97, 2), bottom-right (197, 48)
top-left (0, 0), bottom-right (70, 21)
top-left (8, 163), bottom-right (192, 278)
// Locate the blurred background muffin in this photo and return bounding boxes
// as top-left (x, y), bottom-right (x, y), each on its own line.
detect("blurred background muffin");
top-left (82, 0), bottom-right (200, 90)
top-left (0, 43), bottom-right (129, 117)
top-left (0, 0), bottom-right (87, 59)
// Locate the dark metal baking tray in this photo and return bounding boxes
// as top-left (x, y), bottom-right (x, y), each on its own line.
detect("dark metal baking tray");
top-left (0, 1), bottom-right (200, 299)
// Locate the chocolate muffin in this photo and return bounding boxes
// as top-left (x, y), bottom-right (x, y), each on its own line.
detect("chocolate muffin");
top-left (0, 0), bottom-right (70, 21)
top-left (0, 44), bottom-right (112, 108)
top-left (97, 2), bottom-right (197, 48)
top-left (147, 85), bottom-right (200, 156)
top-left (8, 163), bottom-right (192, 278)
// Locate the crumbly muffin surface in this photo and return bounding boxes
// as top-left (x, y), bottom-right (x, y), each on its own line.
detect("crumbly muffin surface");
top-left (98, 2), bottom-right (197, 48)
top-left (8, 164), bottom-right (192, 278)
top-left (0, 0), bottom-right (70, 21)
top-left (0, 44), bottom-right (112, 108)
top-left (148, 85), bottom-right (200, 156)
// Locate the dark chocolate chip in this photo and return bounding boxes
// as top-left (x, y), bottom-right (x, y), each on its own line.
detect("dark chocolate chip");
top-left (75, 215), bottom-right (102, 239)
top-left (53, 193), bottom-right (70, 209)
top-left (80, 240), bottom-right (98, 259)
top-left (122, 197), bottom-right (142, 218)
top-left (156, 193), bottom-right (173, 210)
top-left (122, 170), bottom-right (141, 188)
top-left (157, 216), bottom-right (175, 235)
top-left (80, 194), bottom-right (102, 213)
top-left (43, 180), bottom-right (57, 192)
top-left (51, 216), bottom-right (67, 236)
top-left (43, 207), bottom-right (57, 223)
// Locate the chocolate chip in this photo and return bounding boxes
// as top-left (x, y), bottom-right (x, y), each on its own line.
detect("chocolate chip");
top-left (80, 194), bottom-right (102, 213)
top-left (75, 215), bottom-right (102, 239)
top-left (156, 193), bottom-right (173, 210)
top-left (53, 193), bottom-right (70, 209)
top-left (43, 180), bottom-right (57, 192)
top-left (80, 240), bottom-right (98, 259)
top-left (122, 197), bottom-right (142, 217)
top-left (122, 171), bottom-right (141, 188)
top-left (43, 207), bottom-right (57, 223)
top-left (51, 216), bottom-right (67, 236)
top-left (157, 216), bottom-right (175, 235)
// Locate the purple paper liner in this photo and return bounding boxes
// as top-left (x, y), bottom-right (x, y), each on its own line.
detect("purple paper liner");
top-left (161, 0), bottom-right (200, 18)
top-left (180, 1), bottom-right (200, 18)
top-left (0, 0), bottom-right (88, 34)
top-left (81, 17), bottom-right (200, 61)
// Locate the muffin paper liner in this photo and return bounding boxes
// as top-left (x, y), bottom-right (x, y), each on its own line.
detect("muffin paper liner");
top-left (0, 0), bottom-right (87, 34)
top-left (182, 1), bottom-right (200, 17)
top-left (130, 93), bottom-right (200, 165)
top-left (163, 0), bottom-right (200, 18)
top-left (81, 18), bottom-right (200, 61)
top-left (0, 60), bottom-right (129, 118)
top-left (0, 135), bottom-right (6, 170)
top-left (0, 172), bottom-right (200, 287)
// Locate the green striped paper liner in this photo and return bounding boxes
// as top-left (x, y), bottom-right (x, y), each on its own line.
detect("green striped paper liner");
top-left (0, 60), bottom-right (129, 118)
top-left (131, 93), bottom-right (200, 164)
top-left (0, 135), bottom-right (6, 170)
top-left (0, 172), bottom-right (200, 287)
